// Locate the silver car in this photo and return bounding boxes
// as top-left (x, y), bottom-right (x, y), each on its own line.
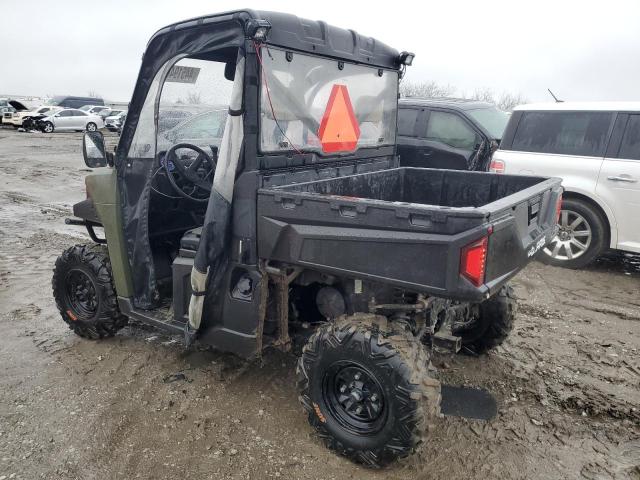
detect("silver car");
top-left (38, 108), bottom-right (104, 133)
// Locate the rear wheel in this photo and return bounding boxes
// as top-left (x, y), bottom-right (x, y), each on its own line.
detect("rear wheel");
top-left (42, 121), bottom-right (54, 133)
top-left (539, 198), bottom-right (607, 269)
top-left (297, 314), bottom-right (440, 468)
top-left (52, 244), bottom-right (128, 339)
top-left (453, 285), bottom-right (516, 354)
top-left (86, 122), bottom-right (97, 132)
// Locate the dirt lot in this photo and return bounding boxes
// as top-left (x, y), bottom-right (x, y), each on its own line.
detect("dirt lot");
top-left (0, 128), bottom-right (638, 479)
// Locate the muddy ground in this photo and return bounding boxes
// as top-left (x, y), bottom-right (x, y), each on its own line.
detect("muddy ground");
top-left (0, 128), bottom-right (638, 479)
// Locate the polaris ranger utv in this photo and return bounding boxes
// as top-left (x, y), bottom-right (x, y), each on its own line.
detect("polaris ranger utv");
top-left (52, 10), bottom-right (562, 467)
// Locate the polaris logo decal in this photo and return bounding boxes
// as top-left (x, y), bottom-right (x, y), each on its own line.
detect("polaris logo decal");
top-left (527, 237), bottom-right (547, 258)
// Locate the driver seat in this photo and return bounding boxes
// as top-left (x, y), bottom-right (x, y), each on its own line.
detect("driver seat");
top-left (179, 227), bottom-right (202, 259)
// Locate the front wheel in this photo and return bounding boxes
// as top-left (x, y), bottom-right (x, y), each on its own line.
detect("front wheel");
top-left (52, 244), bottom-right (128, 339)
top-left (86, 122), bottom-right (97, 132)
top-left (297, 315), bottom-right (441, 468)
top-left (539, 198), bottom-right (607, 269)
top-left (42, 121), bottom-right (54, 133)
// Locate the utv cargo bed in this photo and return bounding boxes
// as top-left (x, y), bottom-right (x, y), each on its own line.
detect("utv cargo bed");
top-left (258, 167), bottom-right (562, 301)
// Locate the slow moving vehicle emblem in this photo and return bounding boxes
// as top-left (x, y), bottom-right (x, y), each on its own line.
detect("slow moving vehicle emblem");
top-left (318, 84), bottom-right (361, 153)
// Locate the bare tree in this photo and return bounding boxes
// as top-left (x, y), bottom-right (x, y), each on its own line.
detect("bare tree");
top-left (186, 91), bottom-right (202, 104)
top-left (400, 81), bottom-right (527, 112)
top-left (400, 81), bottom-right (456, 98)
top-left (495, 92), bottom-right (528, 112)
top-left (467, 87), bottom-right (495, 103)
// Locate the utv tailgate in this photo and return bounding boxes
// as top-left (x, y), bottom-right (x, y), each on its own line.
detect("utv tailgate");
top-left (257, 168), bottom-right (561, 301)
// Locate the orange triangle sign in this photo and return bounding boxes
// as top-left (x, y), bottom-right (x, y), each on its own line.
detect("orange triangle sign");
top-left (317, 84), bottom-right (361, 153)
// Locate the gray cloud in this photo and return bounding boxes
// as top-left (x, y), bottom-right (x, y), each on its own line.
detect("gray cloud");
top-left (1, 0), bottom-right (639, 103)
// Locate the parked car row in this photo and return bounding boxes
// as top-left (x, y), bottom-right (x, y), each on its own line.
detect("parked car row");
top-left (1, 95), bottom-right (128, 134)
top-left (397, 99), bottom-right (640, 269)
top-left (2, 95), bottom-right (126, 131)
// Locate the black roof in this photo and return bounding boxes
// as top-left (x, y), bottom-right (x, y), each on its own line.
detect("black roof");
top-left (399, 97), bottom-right (495, 111)
top-left (150, 9), bottom-right (402, 70)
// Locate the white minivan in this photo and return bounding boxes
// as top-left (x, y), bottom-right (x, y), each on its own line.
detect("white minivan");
top-left (492, 102), bottom-right (640, 268)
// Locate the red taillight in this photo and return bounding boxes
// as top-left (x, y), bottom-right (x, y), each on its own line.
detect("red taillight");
top-left (460, 236), bottom-right (488, 287)
top-left (489, 158), bottom-right (505, 173)
top-left (555, 194), bottom-right (563, 223)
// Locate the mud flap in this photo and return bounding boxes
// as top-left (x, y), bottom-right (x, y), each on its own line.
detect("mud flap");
top-left (440, 385), bottom-right (497, 421)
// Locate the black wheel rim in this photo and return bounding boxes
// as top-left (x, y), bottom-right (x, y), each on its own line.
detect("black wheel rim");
top-left (64, 269), bottom-right (98, 320)
top-left (322, 362), bottom-right (386, 434)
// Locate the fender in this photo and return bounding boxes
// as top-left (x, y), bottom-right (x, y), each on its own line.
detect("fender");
top-left (72, 169), bottom-right (134, 298)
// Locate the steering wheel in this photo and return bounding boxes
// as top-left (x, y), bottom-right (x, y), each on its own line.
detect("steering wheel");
top-left (163, 143), bottom-right (216, 202)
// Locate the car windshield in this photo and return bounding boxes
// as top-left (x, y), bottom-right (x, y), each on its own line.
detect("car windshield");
top-left (79, 105), bottom-right (92, 111)
top-left (467, 107), bottom-right (510, 140)
top-left (259, 47), bottom-right (398, 154)
top-left (108, 110), bottom-right (122, 117)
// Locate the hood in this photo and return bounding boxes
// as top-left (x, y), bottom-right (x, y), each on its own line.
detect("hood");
top-left (9, 100), bottom-right (29, 111)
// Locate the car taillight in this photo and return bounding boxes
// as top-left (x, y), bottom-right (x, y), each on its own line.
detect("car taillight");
top-left (489, 158), bottom-right (505, 173)
top-left (460, 236), bottom-right (489, 287)
top-left (555, 193), bottom-right (563, 223)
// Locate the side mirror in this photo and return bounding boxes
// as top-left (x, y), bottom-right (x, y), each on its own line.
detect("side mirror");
top-left (83, 131), bottom-right (109, 168)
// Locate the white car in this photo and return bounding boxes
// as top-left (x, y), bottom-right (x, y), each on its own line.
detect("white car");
top-left (492, 102), bottom-right (640, 268)
top-left (104, 110), bottom-right (127, 131)
top-left (79, 105), bottom-right (110, 115)
top-left (38, 108), bottom-right (104, 133)
top-left (5, 105), bottom-right (58, 127)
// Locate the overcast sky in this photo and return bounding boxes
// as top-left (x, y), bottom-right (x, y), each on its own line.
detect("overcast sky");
top-left (2, 0), bottom-right (639, 104)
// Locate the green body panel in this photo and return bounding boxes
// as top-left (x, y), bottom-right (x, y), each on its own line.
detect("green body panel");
top-left (85, 169), bottom-right (134, 298)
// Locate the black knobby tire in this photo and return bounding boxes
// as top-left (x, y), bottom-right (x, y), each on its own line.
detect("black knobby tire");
top-left (52, 244), bottom-right (128, 339)
top-left (296, 314), bottom-right (441, 468)
top-left (454, 285), bottom-right (516, 354)
top-left (539, 197), bottom-right (607, 269)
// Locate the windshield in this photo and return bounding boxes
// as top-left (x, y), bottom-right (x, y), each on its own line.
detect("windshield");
top-left (259, 47), bottom-right (398, 154)
top-left (467, 107), bottom-right (510, 140)
top-left (45, 97), bottom-right (64, 106)
top-left (79, 105), bottom-right (92, 111)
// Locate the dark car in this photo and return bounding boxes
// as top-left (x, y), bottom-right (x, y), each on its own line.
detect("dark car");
top-left (45, 96), bottom-right (105, 109)
top-left (397, 98), bottom-right (510, 171)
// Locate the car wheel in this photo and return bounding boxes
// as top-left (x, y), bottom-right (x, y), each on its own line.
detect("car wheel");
top-left (86, 122), bottom-right (97, 132)
top-left (539, 198), bottom-right (607, 269)
top-left (42, 121), bottom-right (54, 133)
